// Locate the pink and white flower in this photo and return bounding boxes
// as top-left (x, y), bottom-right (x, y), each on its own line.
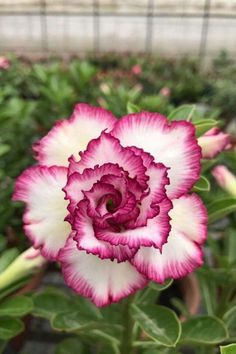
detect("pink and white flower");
top-left (13, 103), bottom-right (207, 307)
top-left (198, 127), bottom-right (229, 159)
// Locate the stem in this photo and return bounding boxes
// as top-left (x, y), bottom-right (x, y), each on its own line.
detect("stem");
top-left (120, 295), bottom-right (135, 354)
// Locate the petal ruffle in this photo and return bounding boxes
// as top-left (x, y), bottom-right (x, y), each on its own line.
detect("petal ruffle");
top-left (132, 194), bottom-right (207, 283)
top-left (33, 103), bottom-right (116, 167)
top-left (59, 236), bottom-right (147, 307)
top-left (73, 201), bottom-right (137, 262)
top-left (13, 166), bottom-right (70, 260)
top-left (75, 132), bottom-right (148, 188)
top-left (112, 112), bottom-right (201, 198)
top-left (96, 198), bottom-right (172, 249)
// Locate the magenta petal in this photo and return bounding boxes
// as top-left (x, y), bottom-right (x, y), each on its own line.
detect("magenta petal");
top-left (75, 132), bottom-right (148, 189)
top-left (64, 163), bottom-right (124, 213)
top-left (96, 198), bottom-right (172, 249)
top-left (59, 236), bottom-right (148, 307)
top-left (132, 193), bottom-right (207, 283)
top-left (73, 201), bottom-right (137, 262)
top-left (13, 166), bottom-right (70, 260)
top-left (112, 112), bottom-right (201, 198)
top-left (33, 103), bottom-right (117, 167)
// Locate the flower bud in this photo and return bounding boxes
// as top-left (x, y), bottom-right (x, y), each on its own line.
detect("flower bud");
top-left (0, 56), bottom-right (10, 70)
top-left (0, 247), bottom-right (46, 290)
top-left (212, 165), bottom-right (236, 197)
top-left (198, 127), bottom-right (229, 159)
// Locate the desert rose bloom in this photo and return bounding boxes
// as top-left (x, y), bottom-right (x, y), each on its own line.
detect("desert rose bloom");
top-left (0, 56), bottom-right (10, 70)
top-left (212, 165), bottom-right (236, 197)
top-left (13, 103), bottom-right (207, 306)
top-left (198, 127), bottom-right (229, 159)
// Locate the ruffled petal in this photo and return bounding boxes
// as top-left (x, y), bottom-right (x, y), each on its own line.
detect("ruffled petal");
top-left (59, 236), bottom-right (148, 307)
top-left (127, 162), bottom-right (169, 228)
top-left (33, 103), bottom-right (116, 167)
top-left (132, 194), bottom-right (207, 283)
top-left (72, 201), bottom-right (137, 262)
top-left (112, 112), bottom-right (201, 198)
top-left (75, 132), bottom-right (148, 188)
top-left (64, 163), bottom-right (123, 213)
top-left (96, 198), bottom-right (172, 249)
top-left (13, 166), bottom-right (70, 260)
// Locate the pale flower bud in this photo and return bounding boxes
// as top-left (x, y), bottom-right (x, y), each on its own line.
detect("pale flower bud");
top-left (212, 165), bottom-right (236, 197)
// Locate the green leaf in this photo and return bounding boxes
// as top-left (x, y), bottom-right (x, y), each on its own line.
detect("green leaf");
top-left (223, 305), bottom-right (236, 329)
top-left (194, 118), bottom-right (218, 137)
top-left (220, 344), bottom-right (236, 354)
top-left (168, 104), bottom-right (198, 121)
top-left (192, 175), bottom-right (211, 192)
top-left (0, 144), bottom-right (10, 157)
top-left (181, 316), bottom-right (228, 344)
top-left (51, 310), bottom-right (96, 332)
top-left (0, 295), bottom-right (33, 317)
top-left (55, 338), bottom-right (83, 354)
top-left (207, 198), bottom-right (236, 224)
top-left (0, 317), bottom-right (24, 340)
top-left (131, 304), bottom-right (181, 347)
top-left (32, 290), bottom-right (73, 319)
top-left (127, 102), bottom-right (140, 114)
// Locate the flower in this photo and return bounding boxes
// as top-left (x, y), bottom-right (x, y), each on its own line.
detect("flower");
top-left (198, 127), bottom-right (229, 159)
top-left (159, 87), bottom-right (171, 97)
top-left (13, 103), bottom-right (207, 307)
top-left (131, 64), bottom-right (142, 75)
top-left (212, 165), bottom-right (236, 197)
top-left (0, 56), bottom-right (10, 70)
top-left (0, 247), bottom-right (46, 290)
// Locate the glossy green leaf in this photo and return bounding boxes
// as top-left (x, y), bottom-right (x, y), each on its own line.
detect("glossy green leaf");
top-left (0, 317), bottom-right (24, 340)
top-left (32, 290), bottom-right (73, 319)
top-left (149, 279), bottom-right (173, 292)
top-left (51, 310), bottom-right (96, 331)
top-left (0, 296), bottom-right (33, 317)
top-left (220, 344), bottom-right (236, 354)
top-left (168, 105), bottom-right (198, 121)
top-left (207, 198), bottom-right (236, 224)
top-left (131, 304), bottom-right (181, 347)
top-left (223, 306), bottom-right (236, 329)
top-left (192, 175), bottom-right (211, 192)
top-left (181, 316), bottom-right (228, 344)
top-left (127, 101), bottom-right (140, 114)
top-left (55, 338), bottom-right (83, 354)
top-left (194, 118), bottom-right (218, 137)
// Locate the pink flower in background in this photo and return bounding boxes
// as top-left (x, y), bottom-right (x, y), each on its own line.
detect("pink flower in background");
top-left (0, 56), bottom-right (10, 70)
top-left (13, 103), bottom-right (207, 307)
top-left (131, 64), bottom-right (142, 75)
top-left (198, 127), bottom-right (229, 159)
top-left (212, 165), bottom-right (236, 197)
top-left (159, 87), bottom-right (171, 97)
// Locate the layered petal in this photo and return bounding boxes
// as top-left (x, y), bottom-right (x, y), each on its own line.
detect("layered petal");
top-left (132, 194), bottom-right (207, 283)
top-left (33, 104), bottom-right (116, 167)
top-left (96, 198), bottom-right (172, 249)
top-left (198, 127), bottom-right (230, 159)
top-left (75, 132), bottom-right (148, 188)
top-left (59, 236), bottom-right (147, 307)
top-left (73, 201), bottom-right (136, 262)
top-left (112, 112), bottom-right (201, 198)
top-left (13, 166), bottom-right (70, 260)
top-left (64, 163), bottom-right (123, 213)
